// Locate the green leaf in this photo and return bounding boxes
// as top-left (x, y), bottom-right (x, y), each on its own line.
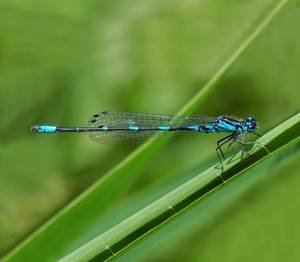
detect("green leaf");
top-left (59, 113), bottom-right (299, 261)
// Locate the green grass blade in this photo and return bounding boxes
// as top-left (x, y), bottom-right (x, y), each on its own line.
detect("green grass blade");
top-left (60, 113), bottom-right (299, 261)
top-left (117, 145), bottom-right (300, 261)
top-left (3, 1), bottom-right (288, 261)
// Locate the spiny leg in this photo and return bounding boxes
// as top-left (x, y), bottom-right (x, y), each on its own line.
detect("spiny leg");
top-left (227, 133), bottom-right (241, 149)
top-left (216, 133), bottom-right (235, 171)
top-left (216, 134), bottom-right (235, 158)
top-left (228, 132), bottom-right (252, 155)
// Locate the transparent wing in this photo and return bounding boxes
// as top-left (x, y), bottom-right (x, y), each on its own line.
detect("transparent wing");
top-left (88, 111), bottom-right (217, 144)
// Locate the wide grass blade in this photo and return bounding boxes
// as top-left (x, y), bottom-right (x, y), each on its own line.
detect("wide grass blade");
top-left (116, 145), bottom-right (300, 262)
top-left (60, 113), bottom-right (299, 261)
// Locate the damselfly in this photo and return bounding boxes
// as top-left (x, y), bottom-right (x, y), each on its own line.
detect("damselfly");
top-left (31, 111), bottom-right (262, 168)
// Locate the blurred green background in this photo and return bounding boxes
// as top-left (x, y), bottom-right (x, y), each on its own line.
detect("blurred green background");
top-left (0, 0), bottom-right (299, 260)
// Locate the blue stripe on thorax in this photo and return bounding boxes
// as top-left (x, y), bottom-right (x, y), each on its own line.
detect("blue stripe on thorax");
top-left (218, 121), bottom-right (241, 132)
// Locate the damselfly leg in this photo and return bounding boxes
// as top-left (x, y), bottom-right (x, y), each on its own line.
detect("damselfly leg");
top-left (216, 133), bottom-right (236, 171)
top-left (217, 131), bottom-right (269, 172)
top-left (235, 134), bottom-right (270, 154)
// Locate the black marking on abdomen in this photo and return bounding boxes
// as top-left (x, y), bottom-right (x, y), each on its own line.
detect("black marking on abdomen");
top-left (199, 125), bottom-right (211, 133)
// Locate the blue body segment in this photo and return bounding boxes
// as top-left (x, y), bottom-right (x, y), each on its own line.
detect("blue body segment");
top-left (217, 122), bottom-right (237, 132)
top-left (128, 125), bottom-right (139, 131)
top-left (36, 125), bottom-right (57, 133)
top-left (187, 125), bottom-right (199, 131)
top-left (158, 125), bottom-right (171, 131)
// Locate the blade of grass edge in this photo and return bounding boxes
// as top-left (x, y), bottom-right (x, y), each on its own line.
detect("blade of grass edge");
top-left (3, 0), bottom-right (289, 260)
top-left (115, 145), bottom-right (300, 262)
top-left (60, 113), bottom-right (300, 262)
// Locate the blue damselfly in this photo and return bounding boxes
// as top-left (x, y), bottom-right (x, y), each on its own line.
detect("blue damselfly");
top-left (32, 111), bottom-right (262, 167)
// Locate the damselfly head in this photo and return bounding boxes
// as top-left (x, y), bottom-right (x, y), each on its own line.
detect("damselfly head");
top-left (245, 117), bottom-right (257, 132)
